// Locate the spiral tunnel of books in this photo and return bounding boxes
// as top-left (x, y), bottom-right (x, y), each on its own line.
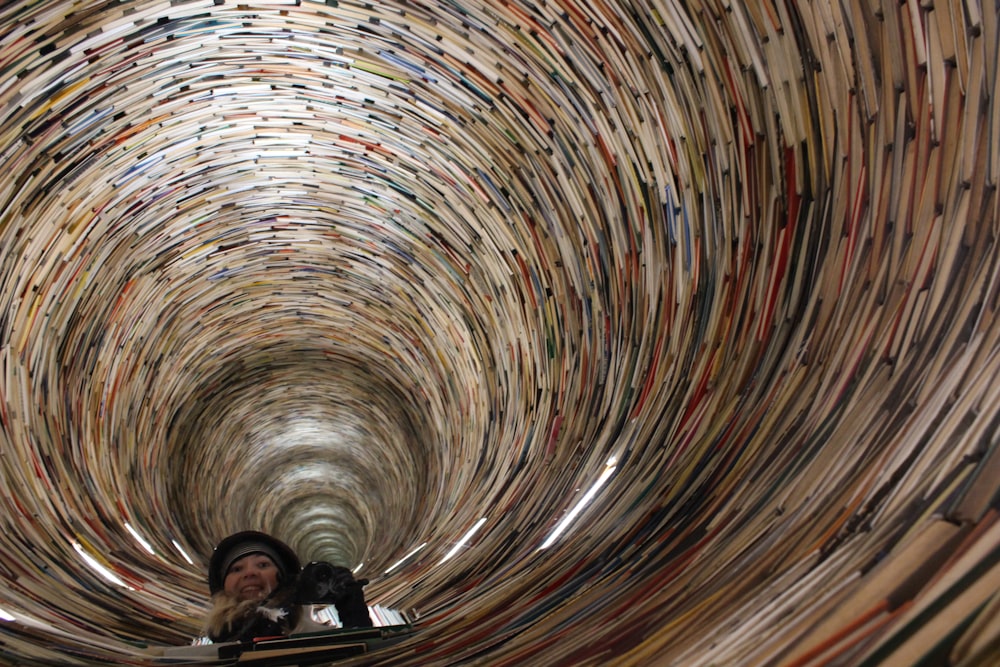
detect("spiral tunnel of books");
top-left (0, 0), bottom-right (998, 664)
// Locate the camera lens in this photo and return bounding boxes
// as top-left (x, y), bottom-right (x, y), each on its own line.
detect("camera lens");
top-left (310, 562), bottom-right (334, 584)
top-left (293, 561), bottom-right (347, 603)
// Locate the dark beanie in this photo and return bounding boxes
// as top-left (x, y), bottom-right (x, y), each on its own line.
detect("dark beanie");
top-left (219, 541), bottom-right (284, 578)
top-left (208, 531), bottom-right (301, 594)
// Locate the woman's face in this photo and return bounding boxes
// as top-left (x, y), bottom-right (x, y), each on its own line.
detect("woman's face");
top-left (223, 553), bottom-right (280, 601)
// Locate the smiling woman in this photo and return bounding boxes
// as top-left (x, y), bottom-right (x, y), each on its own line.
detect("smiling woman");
top-left (204, 531), bottom-right (371, 642)
top-left (206, 533), bottom-right (295, 642)
top-left (0, 0), bottom-right (998, 665)
top-left (224, 553), bottom-right (279, 601)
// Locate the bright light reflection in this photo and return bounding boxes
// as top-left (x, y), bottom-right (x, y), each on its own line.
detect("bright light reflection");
top-left (539, 457), bottom-right (618, 550)
top-left (352, 562), bottom-right (364, 574)
top-left (439, 517), bottom-right (488, 564)
top-left (124, 522), bottom-right (155, 555)
top-left (172, 539), bottom-right (194, 565)
top-left (385, 542), bottom-right (427, 574)
top-left (72, 542), bottom-right (131, 589)
top-left (0, 607), bottom-right (15, 622)
top-left (7, 610), bottom-right (55, 632)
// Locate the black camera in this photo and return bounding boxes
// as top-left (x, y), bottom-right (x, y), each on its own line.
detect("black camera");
top-left (290, 561), bottom-right (369, 605)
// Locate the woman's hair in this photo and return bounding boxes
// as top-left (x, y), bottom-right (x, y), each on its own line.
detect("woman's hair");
top-left (203, 589), bottom-right (303, 642)
top-left (203, 592), bottom-right (260, 641)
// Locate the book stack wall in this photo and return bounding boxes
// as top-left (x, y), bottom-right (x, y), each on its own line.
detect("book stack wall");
top-left (0, 0), bottom-right (996, 665)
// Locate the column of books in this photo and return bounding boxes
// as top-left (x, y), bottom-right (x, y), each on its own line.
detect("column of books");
top-left (0, 0), bottom-right (996, 665)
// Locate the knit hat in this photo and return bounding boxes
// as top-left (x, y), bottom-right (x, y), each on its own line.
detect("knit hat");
top-left (208, 531), bottom-right (301, 594)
